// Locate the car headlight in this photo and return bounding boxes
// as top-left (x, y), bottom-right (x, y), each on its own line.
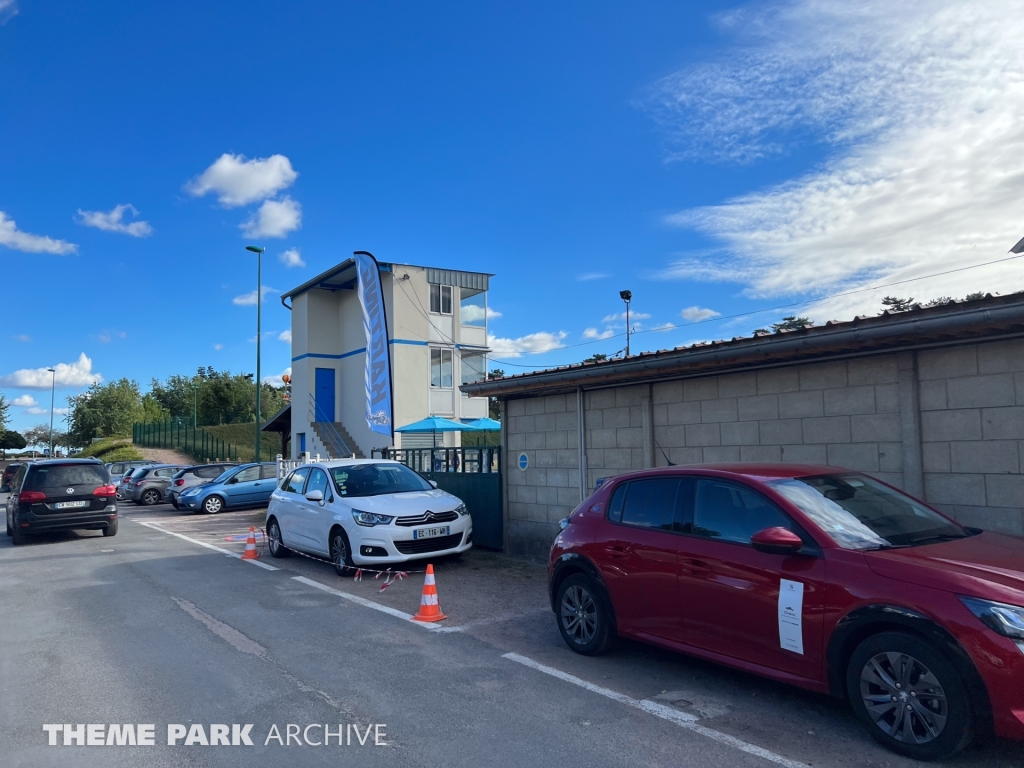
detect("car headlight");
top-left (961, 596), bottom-right (1024, 651)
top-left (181, 487), bottom-right (200, 498)
top-left (455, 503), bottom-right (469, 517)
top-left (352, 509), bottom-right (394, 527)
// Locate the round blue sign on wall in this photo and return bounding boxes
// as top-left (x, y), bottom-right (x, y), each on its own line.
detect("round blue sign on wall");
top-left (518, 453), bottom-right (529, 471)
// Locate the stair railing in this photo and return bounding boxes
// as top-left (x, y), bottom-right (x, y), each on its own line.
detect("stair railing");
top-left (308, 392), bottom-right (352, 458)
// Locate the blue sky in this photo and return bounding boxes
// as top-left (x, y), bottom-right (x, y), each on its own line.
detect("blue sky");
top-left (2, 1), bottom-right (1024, 431)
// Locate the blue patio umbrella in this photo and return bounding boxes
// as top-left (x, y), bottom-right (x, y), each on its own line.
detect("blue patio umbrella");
top-left (463, 417), bottom-right (501, 431)
top-left (395, 416), bottom-right (476, 433)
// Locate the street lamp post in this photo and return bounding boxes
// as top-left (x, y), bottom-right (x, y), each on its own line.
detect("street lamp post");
top-left (192, 382), bottom-right (199, 428)
top-left (46, 367), bottom-right (56, 456)
top-left (619, 290), bottom-right (632, 357)
top-left (245, 245), bottom-right (266, 462)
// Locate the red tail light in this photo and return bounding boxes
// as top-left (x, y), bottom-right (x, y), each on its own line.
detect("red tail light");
top-left (94, 485), bottom-right (116, 497)
top-left (19, 491), bottom-right (46, 503)
top-left (174, 479), bottom-right (185, 486)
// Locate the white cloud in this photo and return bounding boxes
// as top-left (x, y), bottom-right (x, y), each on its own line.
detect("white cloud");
top-left (488, 331), bottom-right (568, 359)
top-left (0, 211), bottom-right (77, 254)
top-left (232, 285), bottom-right (279, 306)
top-left (582, 327), bottom-right (615, 340)
top-left (0, 353), bottom-right (102, 389)
top-left (0, 0), bottom-right (18, 23)
top-left (577, 273), bottom-right (610, 281)
top-left (25, 406), bottom-right (48, 415)
top-left (681, 306), bottom-right (721, 322)
top-left (14, 334), bottom-right (30, 342)
top-left (652, 322), bottom-right (676, 332)
top-left (186, 153), bottom-right (298, 207)
top-left (95, 330), bottom-right (126, 344)
top-left (652, 0), bottom-right (1024, 320)
top-left (13, 395), bottom-right (37, 407)
top-left (603, 311), bottom-right (652, 323)
top-left (241, 196), bottom-right (301, 238)
top-left (264, 367), bottom-right (292, 387)
top-left (460, 305), bottom-right (501, 323)
top-left (278, 330), bottom-right (292, 343)
top-left (279, 248), bottom-right (305, 268)
top-left (213, 343), bottom-right (224, 351)
top-left (76, 204), bottom-right (153, 237)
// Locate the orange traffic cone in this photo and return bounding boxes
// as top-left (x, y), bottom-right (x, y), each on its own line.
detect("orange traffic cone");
top-left (411, 564), bottom-right (447, 622)
top-left (241, 526), bottom-right (259, 560)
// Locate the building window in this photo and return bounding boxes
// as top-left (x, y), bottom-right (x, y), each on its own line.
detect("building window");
top-left (430, 283), bottom-right (452, 315)
top-left (460, 288), bottom-right (487, 326)
top-left (460, 351), bottom-right (486, 397)
top-left (430, 348), bottom-right (453, 388)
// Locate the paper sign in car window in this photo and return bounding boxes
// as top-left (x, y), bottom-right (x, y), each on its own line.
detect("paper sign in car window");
top-left (779, 579), bottom-right (804, 655)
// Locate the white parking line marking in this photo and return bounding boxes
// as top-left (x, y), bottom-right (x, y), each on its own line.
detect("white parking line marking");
top-left (131, 519), bottom-right (279, 571)
top-left (502, 653), bottom-right (809, 768)
top-left (290, 576), bottom-right (446, 630)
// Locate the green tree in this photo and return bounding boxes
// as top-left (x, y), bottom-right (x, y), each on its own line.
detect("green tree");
top-left (0, 392), bottom-right (9, 433)
top-left (924, 296), bottom-right (953, 307)
top-left (881, 296), bottom-right (915, 312)
top-left (583, 353), bottom-right (608, 363)
top-left (486, 369), bottom-right (505, 421)
top-left (69, 378), bottom-right (143, 444)
top-left (771, 316), bottom-right (814, 332)
top-left (140, 393), bottom-right (165, 422)
top-left (22, 424), bottom-right (52, 449)
top-left (964, 291), bottom-right (986, 301)
top-left (0, 430), bottom-right (26, 459)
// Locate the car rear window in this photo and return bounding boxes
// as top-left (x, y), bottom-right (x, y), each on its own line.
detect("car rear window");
top-left (24, 464), bottom-right (108, 491)
top-left (196, 466), bottom-right (228, 479)
top-left (130, 467), bottom-right (150, 479)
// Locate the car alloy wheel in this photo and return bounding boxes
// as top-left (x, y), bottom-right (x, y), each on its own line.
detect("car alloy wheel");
top-left (330, 531), bottom-right (353, 577)
top-left (142, 489), bottom-right (160, 506)
top-left (203, 496), bottom-right (223, 514)
top-left (560, 584), bottom-right (598, 646)
top-left (267, 520), bottom-right (289, 558)
top-left (859, 652), bottom-right (948, 745)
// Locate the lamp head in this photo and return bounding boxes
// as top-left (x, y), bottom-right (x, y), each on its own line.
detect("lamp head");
top-left (46, 368), bottom-right (55, 373)
top-left (245, 245), bottom-right (264, 254)
top-left (619, 290), bottom-right (632, 302)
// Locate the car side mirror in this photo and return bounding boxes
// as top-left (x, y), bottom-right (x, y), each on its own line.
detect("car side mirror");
top-left (305, 489), bottom-right (324, 502)
top-left (429, 480), bottom-right (438, 489)
top-left (750, 526), bottom-right (805, 555)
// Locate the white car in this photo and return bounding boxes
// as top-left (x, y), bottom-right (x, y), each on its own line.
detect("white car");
top-left (265, 459), bottom-right (473, 575)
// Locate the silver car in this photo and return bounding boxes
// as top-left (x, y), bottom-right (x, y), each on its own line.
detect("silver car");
top-left (124, 464), bottom-right (189, 505)
top-left (166, 464), bottom-right (235, 508)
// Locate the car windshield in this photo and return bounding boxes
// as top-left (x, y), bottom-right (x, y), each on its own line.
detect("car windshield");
top-left (767, 474), bottom-right (971, 549)
top-left (211, 467), bottom-right (240, 484)
top-left (330, 463), bottom-right (432, 497)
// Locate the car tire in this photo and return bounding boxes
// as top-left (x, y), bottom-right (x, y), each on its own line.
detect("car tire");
top-left (202, 496), bottom-right (224, 515)
top-left (847, 631), bottom-right (974, 760)
top-left (11, 523), bottom-right (27, 546)
top-left (329, 527), bottom-right (354, 577)
top-left (104, 518), bottom-right (118, 537)
top-left (267, 518), bottom-right (290, 558)
top-left (141, 489), bottom-right (160, 506)
top-left (555, 573), bottom-right (615, 656)
top-left (170, 498), bottom-right (179, 509)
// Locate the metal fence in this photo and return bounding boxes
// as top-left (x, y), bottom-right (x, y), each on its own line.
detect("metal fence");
top-left (376, 447), bottom-right (504, 550)
top-left (133, 421), bottom-right (239, 464)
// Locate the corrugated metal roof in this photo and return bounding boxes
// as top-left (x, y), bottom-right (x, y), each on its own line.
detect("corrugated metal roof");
top-left (426, 268), bottom-right (489, 291)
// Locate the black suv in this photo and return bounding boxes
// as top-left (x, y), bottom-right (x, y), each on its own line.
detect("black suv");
top-left (5, 459), bottom-right (117, 545)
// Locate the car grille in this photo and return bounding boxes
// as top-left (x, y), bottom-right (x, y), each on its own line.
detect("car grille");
top-left (394, 532), bottom-right (464, 555)
top-left (395, 510), bottom-right (459, 527)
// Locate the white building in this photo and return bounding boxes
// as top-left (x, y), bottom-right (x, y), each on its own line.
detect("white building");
top-left (280, 257), bottom-right (493, 458)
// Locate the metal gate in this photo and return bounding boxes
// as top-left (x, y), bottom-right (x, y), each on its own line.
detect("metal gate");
top-left (376, 447), bottom-right (503, 550)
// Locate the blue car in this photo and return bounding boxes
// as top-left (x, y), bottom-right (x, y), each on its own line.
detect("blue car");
top-left (178, 462), bottom-right (279, 514)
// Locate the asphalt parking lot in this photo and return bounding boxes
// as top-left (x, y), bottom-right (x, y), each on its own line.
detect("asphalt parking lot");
top-left (2, 495), bottom-right (1022, 767)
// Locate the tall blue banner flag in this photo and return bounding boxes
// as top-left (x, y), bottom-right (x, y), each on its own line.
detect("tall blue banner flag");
top-left (354, 252), bottom-right (394, 437)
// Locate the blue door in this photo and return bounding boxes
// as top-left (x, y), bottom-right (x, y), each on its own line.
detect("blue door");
top-left (315, 368), bottom-right (336, 422)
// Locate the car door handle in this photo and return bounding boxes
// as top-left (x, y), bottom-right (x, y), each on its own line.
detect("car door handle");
top-left (680, 558), bottom-right (712, 575)
top-left (604, 545), bottom-right (630, 559)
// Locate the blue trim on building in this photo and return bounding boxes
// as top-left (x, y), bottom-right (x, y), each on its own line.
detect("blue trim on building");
top-left (292, 338), bottom-right (431, 362)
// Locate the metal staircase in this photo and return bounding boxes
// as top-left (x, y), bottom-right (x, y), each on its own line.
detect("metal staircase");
top-left (308, 393), bottom-right (364, 459)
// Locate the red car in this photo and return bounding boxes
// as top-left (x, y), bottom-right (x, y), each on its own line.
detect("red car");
top-left (548, 464), bottom-right (1024, 761)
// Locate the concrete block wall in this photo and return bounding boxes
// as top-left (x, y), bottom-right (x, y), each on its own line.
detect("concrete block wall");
top-left (917, 340), bottom-right (1024, 535)
top-left (501, 338), bottom-right (1024, 559)
top-left (649, 356), bottom-right (905, 488)
top-left (505, 393), bottom-right (580, 560)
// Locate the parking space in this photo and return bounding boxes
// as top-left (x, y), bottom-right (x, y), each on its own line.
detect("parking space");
top-left (116, 499), bottom-right (1022, 767)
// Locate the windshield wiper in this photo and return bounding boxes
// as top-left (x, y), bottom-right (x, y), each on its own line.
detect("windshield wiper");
top-left (907, 533), bottom-right (966, 546)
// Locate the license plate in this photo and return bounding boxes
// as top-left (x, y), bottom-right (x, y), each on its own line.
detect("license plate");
top-left (413, 526), bottom-right (450, 540)
top-left (55, 500), bottom-right (88, 510)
